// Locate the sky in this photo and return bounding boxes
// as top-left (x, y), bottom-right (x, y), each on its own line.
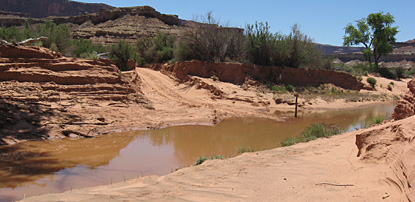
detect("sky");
top-left (76, 0), bottom-right (414, 46)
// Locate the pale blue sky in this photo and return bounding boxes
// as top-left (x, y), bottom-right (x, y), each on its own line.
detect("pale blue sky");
top-left (77, 0), bottom-right (414, 46)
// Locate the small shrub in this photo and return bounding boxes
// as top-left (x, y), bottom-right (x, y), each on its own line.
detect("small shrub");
top-left (389, 81), bottom-right (395, 86)
top-left (378, 67), bottom-right (397, 80)
top-left (286, 85), bottom-right (294, 92)
top-left (387, 84), bottom-right (393, 91)
top-left (194, 155), bottom-right (224, 165)
top-left (405, 68), bottom-right (415, 78)
top-left (373, 116), bottom-right (384, 124)
top-left (281, 137), bottom-right (297, 147)
top-left (237, 147), bottom-right (254, 155)
top-left (280, 123), bottom-right (341, 147)
top-left (271, 85), bottom-right (289, 94)
top-left (194, 156), bottom-right (208, 165)
top-left (357, 76), bottom-right (363, 81)
top-left (110, 40), bottom-right (138, 71)
top-left (211, 75), bottom-right (218, 81)
top-left (367, 77), bottom-right (377, 88)
top-left (394, 67), bottom-right (405, 80)
top-left (80, 52), bottom-right (98, 60)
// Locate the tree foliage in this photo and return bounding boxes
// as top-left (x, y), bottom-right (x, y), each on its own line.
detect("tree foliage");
top-left (343, 12), bottom-right (399, 68)
top-left (109, 40), bottom-right (138, 71)
top-left (176, 12), bottom-right (246, 62)
top-left (136, 32), bottom-right (176, 64)
top-left (0, 20), bottom-right (73, 54)
top-left (246, 22), bottom-right (329, 69)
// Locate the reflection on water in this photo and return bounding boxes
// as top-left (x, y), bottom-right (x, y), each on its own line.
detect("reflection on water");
top-left (0, 104), bottom-right (395, 201)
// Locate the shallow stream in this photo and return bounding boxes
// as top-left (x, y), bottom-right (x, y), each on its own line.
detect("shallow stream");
top-left (0, 104), bottom-right (395, 201)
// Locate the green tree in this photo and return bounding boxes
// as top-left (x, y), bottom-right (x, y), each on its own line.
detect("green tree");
top-left (176, 12), bottom-right (245, 62)
top-left (110, 40), bottom-right (138, 71)
top-left (343, 12), bottom-right (399, 69)
top-left (136, 32), bottom-right (176, 64)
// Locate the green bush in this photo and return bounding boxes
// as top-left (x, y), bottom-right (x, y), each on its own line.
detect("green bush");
top-left (136, 32), bottom-right (176, 64)
top-left (74, 39), bottom-right (107, 58)
top-left (373, 116), bottom-right (384, 124)
top-left (286, 85), bottom-right (294, 92)
top-left (194, 155), bottom-right (225, 165)
top-left (245, 22), bottom-right (330, 68)
top-left (378, 67), bottom-right (396, 80)
top-left (280, 123), bottom-right (341, 147)
top-left (387, 84), bottom-right (393, 91)
top-left (271, 85), bottom-right (289, 93)
top-left (110, 40), bottom-right (138, 71)
top-left (394, 67), bottom-right (405, 80)
top-left (176, 12), bottom-right (245, 63)
top-left (0, 20), bottom-right (72, 54)
top-left (281, 137), bottom-right (298, 147)
top-left (405, 68), bottom-right (415, 78)
top-left (237, 147), bottom-right (254, 155)
top-left (80, 52), bottom-right (98, 60)
top-left (367, 77), bottom-right (377, 88)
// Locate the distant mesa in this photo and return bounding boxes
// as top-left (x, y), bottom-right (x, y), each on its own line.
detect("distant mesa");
top-left (0, 0), bottom-right (114, 18)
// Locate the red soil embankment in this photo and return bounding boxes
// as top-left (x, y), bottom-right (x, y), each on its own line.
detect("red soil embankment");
top-left (393, 79), bottom-right (415, 120)
top-left (149, 60), bottom-right (364, 90)
top-left (355, 79), bottom-right (415, 201)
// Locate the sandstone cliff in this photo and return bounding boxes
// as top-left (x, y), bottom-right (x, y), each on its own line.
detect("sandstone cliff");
top-left (0, 5), bottom-right (186, 44)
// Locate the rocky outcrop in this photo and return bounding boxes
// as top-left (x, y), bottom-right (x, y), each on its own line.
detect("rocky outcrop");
top-left (0, 44), bottom-right (147, 144)
top-left (0, 0), bottom-right (114, 18)
top-left (51, 6), bottom-right (179, 26)
top-left (393, 79), bottom-right (415, 120)
top-left (0, 45), bottom-right (142, 102)
top-left (0, 5), bottom-right (185, 44)
top-left (149, 60), bottom-right (364, 90)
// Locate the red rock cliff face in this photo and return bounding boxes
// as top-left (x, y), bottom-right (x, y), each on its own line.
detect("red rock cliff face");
top-left (150, 60), bottom-right (364, 90)
top-left (393, 79), bottom-right (415, 120)
top-left (0, 0), bottom-right (114, 18)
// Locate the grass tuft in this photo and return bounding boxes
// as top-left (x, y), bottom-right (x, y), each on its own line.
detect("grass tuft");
top-left (194, 155), bottom-right (225, 166)
top-left (237, 147), bottom-right (254, 155)
top-left (281, 123), bottom-right (342, 147)
top-left (373, 116), bottom-right (384, 124)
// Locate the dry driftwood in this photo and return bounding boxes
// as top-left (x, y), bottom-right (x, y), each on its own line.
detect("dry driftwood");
top-left (0, 36), bottom-right (48, 47)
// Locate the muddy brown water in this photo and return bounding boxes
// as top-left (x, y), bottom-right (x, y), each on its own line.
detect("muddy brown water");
top-left (0, 104), bottom-right (395, 201)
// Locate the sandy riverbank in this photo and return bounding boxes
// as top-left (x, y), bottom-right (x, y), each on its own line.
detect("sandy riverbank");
top-left (20, 113), bottom-right (415, 202)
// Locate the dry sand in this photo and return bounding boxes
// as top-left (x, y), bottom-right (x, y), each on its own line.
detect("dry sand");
top-left (17, 68), bottom-right (415, 202)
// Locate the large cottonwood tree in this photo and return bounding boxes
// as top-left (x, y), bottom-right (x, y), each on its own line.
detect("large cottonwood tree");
top-left (343, 12), bottom-right (399, 69)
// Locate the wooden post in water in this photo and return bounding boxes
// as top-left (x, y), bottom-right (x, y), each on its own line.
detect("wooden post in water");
top-left (294, 93), bottom-right (299, 118)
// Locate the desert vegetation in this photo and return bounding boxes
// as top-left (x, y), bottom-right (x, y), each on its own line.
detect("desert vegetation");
top-left (0, 20), bottom-right (107, 57)
top-left (194, 155), bottom-right (225, 165)
top-left (281, 123), bottom-right (341, 147)
top-left (1, 13), bottom-right (412, 83)
top-left (0, 14), bottom-right (332, 72)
